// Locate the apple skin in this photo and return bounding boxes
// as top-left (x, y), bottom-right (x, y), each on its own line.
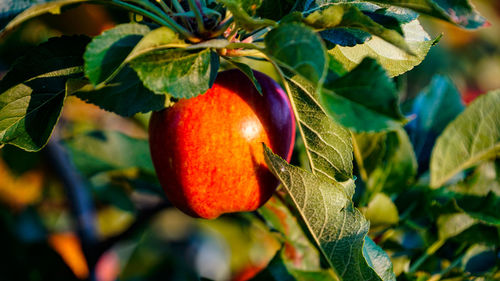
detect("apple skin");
top-left (149, 69), bottom-right (296, 219)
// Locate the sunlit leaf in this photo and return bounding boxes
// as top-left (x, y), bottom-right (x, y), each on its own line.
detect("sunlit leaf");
top-left (286, 76), bottom-right (353, 185)
top-left (430, 90), bottom-right (500, 188)
top-left (329, 19), bottom-right (436, 77)
top-left (63, 130), bottom-right (154, 177)
top-left (321, 58), bottom-right (406, 132)
top-left (298, 0), bottom-right (486, 29)
top-left (305, 5), bottom-right (413, 54)
top-left (130, 48), bottom-right (219, 98)
top-left (264, 146), bottom-right (394, 281)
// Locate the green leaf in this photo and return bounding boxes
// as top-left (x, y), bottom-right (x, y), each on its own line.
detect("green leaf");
top-left (329, 19), bottom-right (436, 77)
top-left (130, 48), bottom-right (219, 98)
top-left (405, 76), bottom-right (464, 173)
top-left (63, 130), bottom-right (155, 177)
top-left (266, 23), bottom-right (327, 85)
top-left (223, 58), bottom-right (262, 95)
top-left (286, 76), bottom-right (353, 185)
top-left (364, 193), bottom-right (399, 226)
top-left (363, 236), bottom-right (397, 281)
top-left (353, 128), bottom-right (417, 195)
top-left (73, 67), bottom-right (169, 117)
top-left (0, 36), bottom-right (89, 151)
top-left (126, 26), bottom-right (186, 61)
top-left (84, 23), bottom-right (151, 85)
top-left (263, 146), bottom-right (393, 281)
top-left (321, 58), bottom-right (405, 132)
top-left (430, 90), bottom-right (500, 188)
top-left (299, 0), bottom-right (487, 29)
top-left (437, 213), bottom-right (476, 240)
top-left (304, 5), bottom-right (413, 54)
top-left (218, 0), bottom-right (276, 31)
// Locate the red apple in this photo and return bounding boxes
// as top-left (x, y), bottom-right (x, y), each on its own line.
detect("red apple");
top-left (149, 69), bottom-right (295, 219)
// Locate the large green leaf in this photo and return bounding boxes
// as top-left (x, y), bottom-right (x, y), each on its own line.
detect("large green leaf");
top-left (63, 130), bottom-right (155, 177)
top-left (354, 128), bottom-right (417, 196)
top-left (321, 58), bottom-right (406, 132)
top-left (266, 23), bottom-right (327, 85)
top-left (84, 23), bottom-right (151, 85)
top-left (298, 0), bottom-right (487, 29)
top-left (130, 48), bottom-right (219, 98)
top-left (0, 36), bottom-right (89, 151)
top-left (264, 146), bottom-right (394, 281)
top-left (286, 76), bottom-right (353, 185)
top-left (73, 67), bottom-right (168, 117)
top-left (329, 19), bottom-right (436, 77)
top-left (304, 5), bottom-right (412, 54)
top-left (430, 90), bottom-right (500, 188)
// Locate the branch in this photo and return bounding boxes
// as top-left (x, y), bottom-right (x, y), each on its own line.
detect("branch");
top-left (45, 137), bottom-right (99, 280)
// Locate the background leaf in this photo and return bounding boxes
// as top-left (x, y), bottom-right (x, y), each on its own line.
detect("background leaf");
top-left (430, 90), bottom-right (500, 188)
top-left (63, 130), bottom-right (154, 177)
top-left (321, 58), bottom-right (405, 132)
top-left (0, 0), bottom-right (88, 35)
top-left (404, 75), bottom-right (464, 174)
top-left (0, 36), bottom-right (89, 151)
top-left (354, 128), bottom-right (417, 197)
